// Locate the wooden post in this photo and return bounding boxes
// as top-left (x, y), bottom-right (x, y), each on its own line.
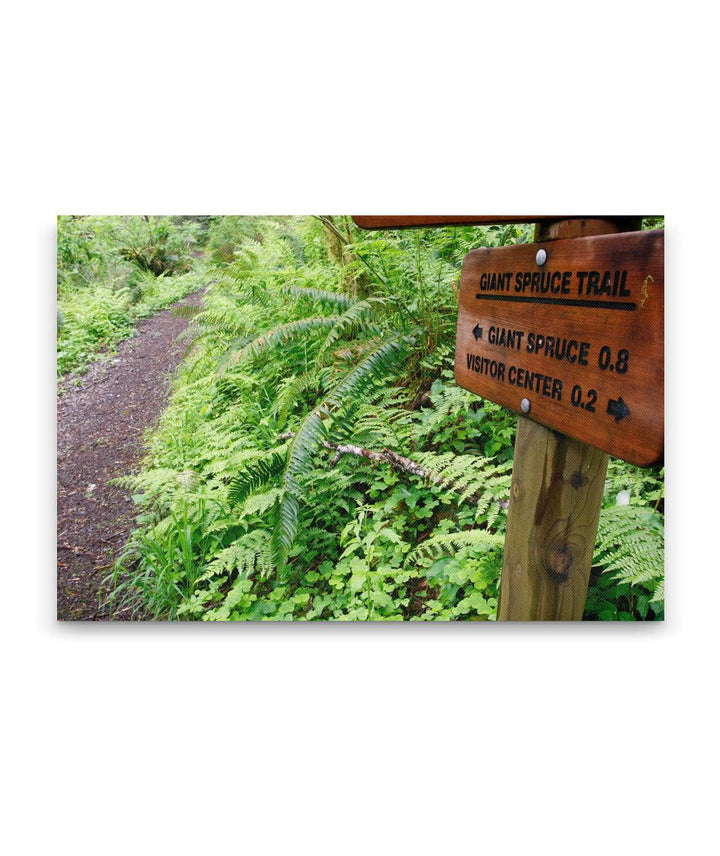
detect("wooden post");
top-left (496, 218), bottom-right (640, 621)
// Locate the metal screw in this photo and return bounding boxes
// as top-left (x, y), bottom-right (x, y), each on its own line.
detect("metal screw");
top-left (535, 248), bottom-right (547, 266)
top-left (521, 398), bottom-right (531, 414)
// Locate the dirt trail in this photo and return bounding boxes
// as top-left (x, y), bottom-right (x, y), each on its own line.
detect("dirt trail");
top-left (57, 292), bottom-right (203, 620)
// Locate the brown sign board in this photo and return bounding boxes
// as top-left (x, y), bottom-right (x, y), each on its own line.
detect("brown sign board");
top-left (454, 230), bottom-right (664, 466)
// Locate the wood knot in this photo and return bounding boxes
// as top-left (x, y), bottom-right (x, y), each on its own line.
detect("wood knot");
top-left (570, 471), bottom-right (587, 489)
top-left (545, 544), bottom-right (574, 584)
top-left (512, 479), bottom-right (523, 501)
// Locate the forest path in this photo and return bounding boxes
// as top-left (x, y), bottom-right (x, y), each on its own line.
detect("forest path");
top-left (57, 291), bottom-right (203, 620)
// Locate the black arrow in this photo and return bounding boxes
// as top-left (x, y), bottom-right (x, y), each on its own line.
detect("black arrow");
top-left (607, 396), bottom-right (630, 422)
top-left (473, 324), bottom-right (483, 340)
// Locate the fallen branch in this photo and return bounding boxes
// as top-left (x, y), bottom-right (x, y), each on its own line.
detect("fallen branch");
top-left (279, 431), bottom-right (428, 479)
top-left (277, 431), bottom-right (510, 511)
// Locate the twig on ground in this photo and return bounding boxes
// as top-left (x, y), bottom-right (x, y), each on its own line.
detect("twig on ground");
top-left (59, 543), bottom-right (94, 557)
top-left (279, 431), bottom-right (428, 478)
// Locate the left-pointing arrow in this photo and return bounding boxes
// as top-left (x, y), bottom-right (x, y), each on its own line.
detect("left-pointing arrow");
top-left (473, 324), bottom-right (483, 340)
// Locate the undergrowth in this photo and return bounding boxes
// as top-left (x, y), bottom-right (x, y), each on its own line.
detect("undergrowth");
top-left (57, 216), bottom-right (208, 377)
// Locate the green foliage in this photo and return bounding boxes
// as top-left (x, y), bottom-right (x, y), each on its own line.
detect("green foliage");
top-left (642, 217), bottom-right (665, 231)
top-left (414, 452), bottom-right (513, 526)
top-left (57, 286), bottom-right (132, 376)
top-left (228, 450), bottom-right (288, 506)
top-left (114, 216), bottom-right (201, 276)
top-left (585, 461), bottom-right (665, 620)
top-left (229, 317), bottom-right (342, 364)
top-left (407, 528), bottom-right (504, 564)
top-left (205, 216), bottom-right (265, 264)
top-left (594, 505), bottom-right (664, 587)
top-left (57, 216), bottom-right (208, 377)
top-left (105, 216), bottom-right (664, 621)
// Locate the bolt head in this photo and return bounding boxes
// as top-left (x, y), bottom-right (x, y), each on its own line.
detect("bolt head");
top-left (521, 398), bottom-right (531, 414)
top-left (536, 248), bottom-right (547, 266)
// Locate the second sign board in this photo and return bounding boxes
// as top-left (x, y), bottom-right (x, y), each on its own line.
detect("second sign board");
top-left (454, 229), bottom-right (664, 466)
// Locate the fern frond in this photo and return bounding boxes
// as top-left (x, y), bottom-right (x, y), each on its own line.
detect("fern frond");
top-left (241, 488), bottom-right (282, 518)
top-left (196, 297), bottom-right (269, 337)
top-left (214, 335), bottom-right (261, 373)
top-left (226, 316), bottom-right (341, 367)
top-left (205, 530), bottom-right (273, 581)
top-left (237, 284), bottom-right (273, 307)
top-left (268, 336), bottom-right (416, 567)
top-left (224, 248), bottom-right (260, 280)
top-left (349, 411), bottom-right (403, 450)
top-left (594, 505), bottom-right (664, 589)
top-left (195, 531), bottom-right (274, 622)
top-left (228, 451), bottom-right (288, 506)
top-left (351, 402), bottom-right (416, 451)
top-left (318, 296), bottom-right (394, 356)
top-left (281, 285), bottom-right (356, 310)
top-left (274, 368), bottom-right (331, 424)
top-left (204, 443), bottom-right (285, 480)
top-left (272, 408), bottom-right (328, 568)
top-left (415, 452), bottom-right (513, 516)
top-left (407, 529), bottom-right (503, 565)
top-left (325, 332), bottom-right (416, 412)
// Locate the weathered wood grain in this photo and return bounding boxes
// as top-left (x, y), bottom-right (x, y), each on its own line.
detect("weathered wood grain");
top-left (497, 417), bottom-right (609, 620)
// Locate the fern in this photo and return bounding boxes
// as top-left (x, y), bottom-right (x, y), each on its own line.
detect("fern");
top-left (269, 336), bottom-right (415, 567)
top-left (351, 400), bottom-right (417, 451)
top-left (318, 296), bottom-right (393, 356)
top-left (272, 408), bottom-right (327, 567)
top-left (205, 530), bottom-right (273, 581)
top-left (173, 321), bottom-right (202, 345)
top-left (407, 529), bottom-right (503, 565)
top-left (227, 316), bottom-right (341, 365)
top-left (223, 247), bottom-right (261, 281)
top-left (228, 450), bottom-right (288, 506)
top-left (594, 505), bottom-right (664, 591)
top-left (415, 452), bottom-right (512, 528)
top-left (281, 285), bottom-right (356, 310)
top-left (235, 283), bottom-right (273, 307)
top-left (214, 335), bottom-right (263, 374)
top-left (241, 488), bottom-right (282, 518)
top-left (326, 333), bottom-right (415, 411)
top-left (195, 296), bottom-right (268, 337)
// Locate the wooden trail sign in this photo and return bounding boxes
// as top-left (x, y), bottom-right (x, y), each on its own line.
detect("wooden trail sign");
top-left (455, 230), bottom-right (664, 466)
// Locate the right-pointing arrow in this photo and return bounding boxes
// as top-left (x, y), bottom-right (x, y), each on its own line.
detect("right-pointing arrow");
top-left (607, 396), bottom-right (631, 422)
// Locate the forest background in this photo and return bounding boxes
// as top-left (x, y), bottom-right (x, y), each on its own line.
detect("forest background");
top-left (57, 215), bottom-right (665, 621)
